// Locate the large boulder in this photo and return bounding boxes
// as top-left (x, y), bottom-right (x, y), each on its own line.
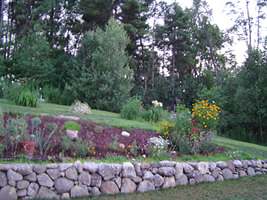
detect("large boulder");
top-left (100, 181), bottom-right (119, 194)
top-left (0, 186), bottom-right (17, 200)
top-left (121, 178), bottom-right (137, 193)
top-left (137, 180), bottom-right (155, 192)
top-left (55, 178), bottom-right (74, 193)
top-left (70, 186), bottom-right (89, 198)
top-left (70, 100), bottom-right (91, 114)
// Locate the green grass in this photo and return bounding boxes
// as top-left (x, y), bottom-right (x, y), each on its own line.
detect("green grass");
top-left (1, 98), bottom-right (267, 162)
top-left (0, 99), bottom-right (158, 131)
top-left (75, 175), bottom-right (267, 200)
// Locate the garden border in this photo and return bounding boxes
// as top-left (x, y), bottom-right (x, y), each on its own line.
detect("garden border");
top-left (0, 159), bottom-right (267, 200)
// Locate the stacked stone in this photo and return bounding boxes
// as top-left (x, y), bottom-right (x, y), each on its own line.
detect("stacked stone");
top-left (0, 160), bottom-right (267, 200)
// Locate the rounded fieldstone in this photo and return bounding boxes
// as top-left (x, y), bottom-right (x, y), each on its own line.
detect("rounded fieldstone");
top-left (37, 173), bottom-right (54, 187)
top-left (0, 186), bottom-right (17, 200)
top-left (83, 162), bottom-right (98, 173)
top-left (132, 176), bottom-right (142, 183)
top-left (122, 162), bottom-right (136, 178)
top-left (197, 162), bottom-right (209, 174)
top-left (209, 162), bottom-right (217, 171)
top-left (70, 185), bottom-right (89, 198)
top-left (158, 167), bottom-right (176, 177)
top-left (66, 167), bottom-right (78, 180)
top-left (33, 165), bottom-right (47, 174)
top-left (17, 180), bottom-right (29, 190)
top-left (176, 174), bottom-right (188, 185)
top-left (47, 168), bottom-right (61, 180)
top-left (24, 173), bottom-right (37, 182)
top-left (16, 165), bottom-right (33, 176)
top-left (216, 161), bottom-right (228, 169)
top-left (222, 168), bottom-right (233, 179)
top-left (62, 193), bottom-right (70, 199)
top-left (143, 171), bottom-right (154, 180)
top-left (91, 174), bottom-right (102, 187)
top-left (163, 177), bottom-right (176, 188)
top-left (183, 163), bottom-right (194, 174)
top-left (247, 167), bottom-right (256, 176)
top-left (203, 174), bottom-right (215, 182)
top-left (78, 172), bottom-right (91, 186)
top-left (121, 178), bottom-right (137, 193)
top-left (55, 178), bottom-right (74, 193)
top-left (37, 186), bottom-right (58, 199)
top-left (217, 175), bottom-right (224, 181)
top-left (114, 177), bottom-right (122, 188)
top-left (98, 164), bottom-right (121, 181)
top-left (91, 187), bottom-right (101, 196)
top-left (137, 180), bottom-right (155, 192)
top-left (27, 183), bottom-right (39, 197)
top-left (134, 163), bottom-right (142, 176)
top-left (175, 163), bottom-right (184, 177)
top-left (153, 174), bottom-right (164, 187)
top-left (7, 169), bottom-right (23, 182)
top-left (159, 161), bottom-right (176, 167)
top-left (100, 181), bottom-right (119, 194)
top-left (0, 171), bottom-right (7, 187)
top-left (233, 160), bottom-right (243, 168)
top-left (17, 189), bottom-right (27, 197)
top-left (239, 170), bottom-right (247, 177)
top-left (189, 178), bottom-right (196, 185)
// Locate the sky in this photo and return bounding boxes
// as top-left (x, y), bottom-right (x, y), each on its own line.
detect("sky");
top-left (162, 0), bottom-right (267, 65)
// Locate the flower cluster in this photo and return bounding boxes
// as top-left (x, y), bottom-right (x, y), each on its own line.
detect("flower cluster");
top-left (192, 100), bottom-right (221, 130)
top-left (152, 100), bottom-right (163, 108)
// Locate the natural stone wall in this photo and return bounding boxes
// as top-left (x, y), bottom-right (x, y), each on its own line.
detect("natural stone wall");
top-left (0, 160), bottom-right (267, 200)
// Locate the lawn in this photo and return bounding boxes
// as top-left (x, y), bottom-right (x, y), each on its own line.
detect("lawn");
top-left (1, 99), bottom-right (267, 161)
top-left (76, 175), bottom-right (267, 200)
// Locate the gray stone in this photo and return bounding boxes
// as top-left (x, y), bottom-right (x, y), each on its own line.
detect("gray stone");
top-left (100, 181), bottom-right (119, 194)
top-left (91, 187), bottom-right (101, 196)
top-left (17, 189), bottom-right (27, 197)
top-left (24, 173), bottom-right (37, 182)
top-left (70, 185), bottom-right (89, 198)
top-left (37, 186), bottom-right (58, 199)
top-left (7, 169), bottom-right (23, 182)
top-left (0, 171), bottom-right (7, 187)
top-left (158, 167), bottom-right (175, 176)
top-left (176, 174), bottom-right (188, 185)
top-left (83, 163), bottom-right (98, 173)
top-left (137, 180), bottom-right (155, 192)
top-left (227, 161), bottom-right (235, 172)
top-left (153, 174), bottom-right (164, 187)
top-left (189, 178), bottom-right (196, 185)
top-left (62, 193), bottom-right (70, 199)
top-left (209, 162), bottom-right (217, 171)
top-left (27, 183), bottom-right (39, 197)
top-left (256, 160), bottom-right (263, 168)
top-left (152, 168), bottom-right (158, 174)
top-left (55, 178), bottom-right (74, 193)
top-left (78, 172), bottom-right (91, 186)
top-left (239, 170), bottom-right (247, 177)
top-left (47, 168), bottom-right (61, 180)
top-left (211, 169), bottom-right (221, 178)
top-left (222, 168), bottom-right (233, 179)
top-left (233, 160), bottom-right (243, 168)
top-left (91, 174), bottom-right (102, 187)
top-left (175, 163), bottom-right (184, 177)
top-left (59, 164), bottom-right (72, 172)
top-left (134, 163), bottom-right (142, 176)
top-left (121, 178), bottom-right (137, 193)
top-left (122, 162), bottom-right (136, 178)
top-left (197, 162), bottom-right (209, 174)
top-left (46, 164), bottom-right (58, 169)
top-left (33, 165), bottom-right (46, 174)
top-left (163, 177), bottom-right (176, 188)
top-left (183, 163), bottom-right (194, 174)
top-left (37, 173), bottom-right (54, 187)
top-left (16, 165), bottom-right (33, 176)
top-left (65, 167), bottom-right (78, 180)
top-left (114, 177), bottom-right (122, 188)
top-left (159, 161), bottom-right (176, 167)
top-left (98, 164), bottom-right (121, 181)
top-left (216, 161), bottom-right (228, 169)
top-left (203, 174), bottom-right (215, 182)
top-left (132, 176), bottom-right (142, 183)
top-left (217, 175), bottom-right (224, 181)
top-left (0, 186), bottom-right (17, 200)
top-left (143, 171), bottom-right (154, 180)
top-left (247, 167), bottom-right (256, 176)
top-left (17, 180), bottom-right (29, 190)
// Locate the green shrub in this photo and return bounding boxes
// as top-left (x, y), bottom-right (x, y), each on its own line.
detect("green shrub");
top-left (142, 107), bottom-right (164, 122)
top-left (61, 136), bottom-right (88, 157)
top-left (64, 121), bottom-right (81, 131)
top-left (121, 97), bottom-right (143, 120)
top-left (159, 120), bottom-right (175, 139)
top-left (15, 88), bottom-right (38, 107)
top-left (42, 85), bottom-right (62, 104)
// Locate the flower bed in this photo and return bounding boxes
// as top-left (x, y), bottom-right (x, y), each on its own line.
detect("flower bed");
top-left (0, 159), bottom-right (266, 199)
top-left (0, 113), bottom-right (158, 160)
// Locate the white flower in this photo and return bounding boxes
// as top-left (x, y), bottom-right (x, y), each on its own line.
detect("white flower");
top-left (152, 100), bottom-right (163, 108)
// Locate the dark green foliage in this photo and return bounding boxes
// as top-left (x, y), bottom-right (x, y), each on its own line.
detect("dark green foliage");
top-left (64, 121), bottom-right (81, 131)
top-left (61, 136), bottom-right (88, 158)
top-left (15, 89), bottom-right (38, 108)
top-left (142, 107), bottom-right (164, 123)
top-left (121, 97), bottom-right (143, 120)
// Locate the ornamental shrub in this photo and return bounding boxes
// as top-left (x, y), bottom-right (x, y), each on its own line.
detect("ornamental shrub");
top-left (121, 97), bottom-right (143, 120)
top-left (15, 88), bottom-right (38, 107)
top-left (159, 120), bottom-right (175, 139)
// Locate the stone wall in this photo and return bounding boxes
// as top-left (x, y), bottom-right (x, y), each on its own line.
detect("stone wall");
top-left (0, 160), bottom-right (267, 200)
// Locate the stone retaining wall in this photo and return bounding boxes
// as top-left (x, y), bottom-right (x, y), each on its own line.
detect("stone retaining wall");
top-left (0, 160), bottom-right (267, 200)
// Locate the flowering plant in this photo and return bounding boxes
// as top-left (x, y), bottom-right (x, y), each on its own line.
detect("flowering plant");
top-left (152, 100), bottom-right (163, 108)
top-left (192, 100), bottom-right (221, 130)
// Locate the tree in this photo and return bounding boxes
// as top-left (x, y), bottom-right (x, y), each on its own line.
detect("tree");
top-left (75, 18), bottom-right (132, 112)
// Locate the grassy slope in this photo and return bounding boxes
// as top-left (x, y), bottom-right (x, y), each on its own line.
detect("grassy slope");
top-left (79, 175), bottom-right (267, 200)
top-left (1, 99), bottom-right (267, 160)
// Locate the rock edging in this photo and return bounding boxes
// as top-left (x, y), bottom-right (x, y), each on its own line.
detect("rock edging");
top-left (0, 159), bottom-right (266, 200)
